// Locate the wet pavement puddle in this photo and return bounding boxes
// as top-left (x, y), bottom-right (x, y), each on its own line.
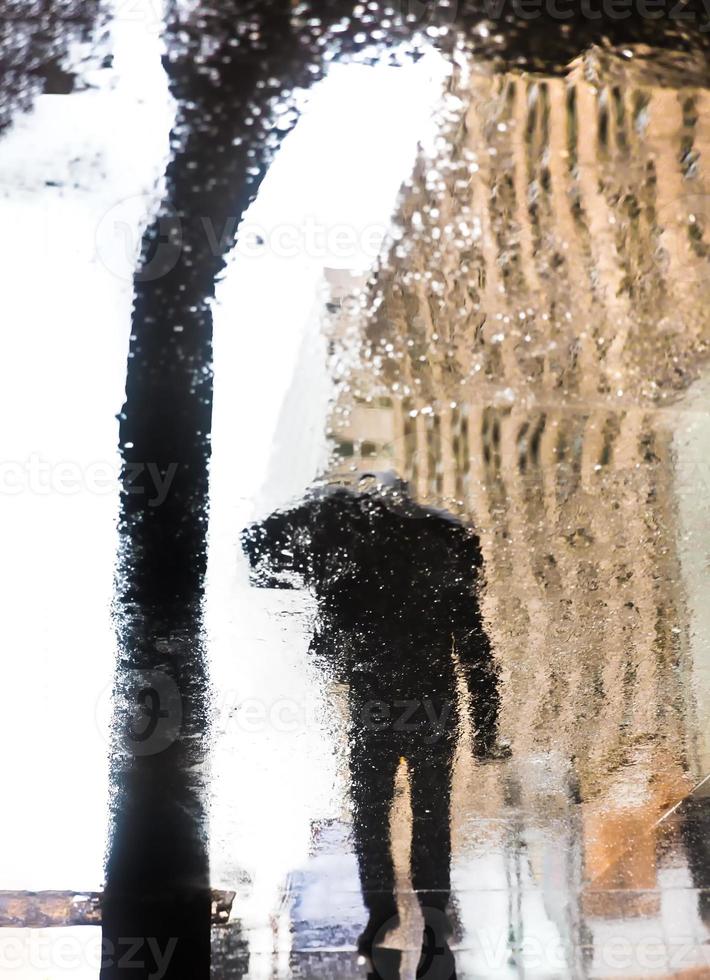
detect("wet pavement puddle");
top-left (1, 2), bottom-right (710, 978)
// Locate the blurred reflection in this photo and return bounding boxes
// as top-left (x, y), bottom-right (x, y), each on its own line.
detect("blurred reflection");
top-left (242, 475), bottom-right (504, 976)
top-left (3, 0), bottom-right (710, 976)
top-left (680, 788), bottom-right (710, 929)
top-left (101, 5), bottom-right (315, 976)
top-left (309, 38), bottom-right (710, 974)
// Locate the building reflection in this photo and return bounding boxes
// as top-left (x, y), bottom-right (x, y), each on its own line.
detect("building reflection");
top-left (317, 50), bottom-right (710, 976)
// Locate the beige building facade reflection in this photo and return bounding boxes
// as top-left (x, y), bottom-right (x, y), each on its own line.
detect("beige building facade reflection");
top-left (322, 50), bottom-right (710, 954)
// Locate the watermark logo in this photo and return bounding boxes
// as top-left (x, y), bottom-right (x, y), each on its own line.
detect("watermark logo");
top-left (95, 194), bottom-right (182, 283)
top-left (369, 908), bottom-right (456, 979)
top-left (95, 193), bottom-right (390, 282)
top-left (97, 669), bottom-right (183, 757)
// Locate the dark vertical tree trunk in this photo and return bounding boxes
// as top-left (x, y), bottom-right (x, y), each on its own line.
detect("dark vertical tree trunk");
top-left (101, 4), bottom-right (315, 977)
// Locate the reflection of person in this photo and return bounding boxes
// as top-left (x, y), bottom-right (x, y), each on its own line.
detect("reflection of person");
top-left (242, 475), bottom-right (504, 974)
top-left (680, 792), bottom-right (710, 933)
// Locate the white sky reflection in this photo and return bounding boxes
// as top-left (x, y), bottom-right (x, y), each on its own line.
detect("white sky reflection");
top-left (0, 2), bottom-right (173, 895)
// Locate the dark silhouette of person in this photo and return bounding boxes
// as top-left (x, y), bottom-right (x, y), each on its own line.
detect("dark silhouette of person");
top-left (680, 791), bottom-right (710, 934)
top-left (242, 474), bottom-right (505, 978)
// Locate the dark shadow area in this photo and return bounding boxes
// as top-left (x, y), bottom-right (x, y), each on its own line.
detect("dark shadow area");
top-left (455, 0), bottom-right (710, 76)
top-left (242, 478), bottom-right (504, 980)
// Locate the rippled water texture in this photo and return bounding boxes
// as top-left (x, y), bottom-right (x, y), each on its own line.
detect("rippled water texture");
top-left (2, 2), bottom-right (710, 979)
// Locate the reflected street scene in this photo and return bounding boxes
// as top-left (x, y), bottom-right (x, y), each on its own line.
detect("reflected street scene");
top-left (1, 1), bottom-right (710, 978)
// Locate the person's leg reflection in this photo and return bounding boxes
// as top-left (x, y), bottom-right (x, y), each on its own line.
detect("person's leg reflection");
top-left (349, 719), bottom-right (401, 955)
top-left (410, 734), bottom-right (457, 980)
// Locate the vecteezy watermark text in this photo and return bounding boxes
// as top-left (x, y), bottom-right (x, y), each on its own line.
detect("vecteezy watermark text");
top-left (0, 455), bottom-right (177, 506)
top-left (95, 197), bottom-right (391, 282)
top-left (368, 913), bottom-right (710, 978)
top-left (96, 676), bottom-right (456, 755)
top-left (474, 0), bottom-right (710, 27)
top-left (0, 933), bottom-right (177, 979)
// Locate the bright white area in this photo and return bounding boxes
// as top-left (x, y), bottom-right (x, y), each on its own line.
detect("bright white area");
top-left (0, 927), bottom-right (102, 980)
top-left (205, 52), bottom-right (449, 943)
top-left (0, 1), bottom-right (174, 891)
top-left (208, 51), bottom-right (449, 530)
